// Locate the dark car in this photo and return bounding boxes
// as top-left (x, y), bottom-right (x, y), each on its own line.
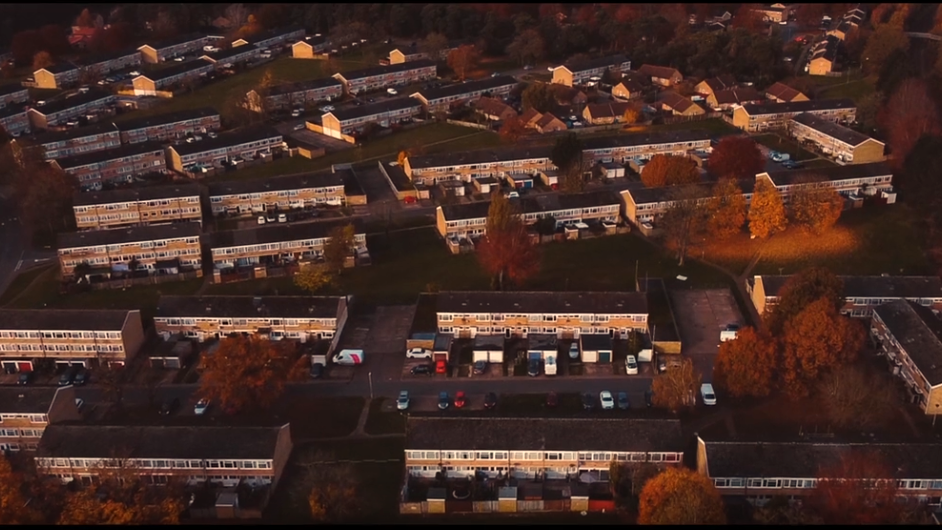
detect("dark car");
top-left (17, 371), bottom-right (33, 385)
top-left (527, 358), bottom-right (542, 377)
top-left (437, 391), bottom-right (450, 410)
top-left (546, 391), bottom-right (558, 408)
top-left (58, 366), bottom-right (77, 386)
top-left (73, 368), bottom-right (90, 386)
top-left (309, 363), bottom-right (324, 379)
top-left (159, 398), bottom-right (181, 416)
top-left (411, 364), bottom-right (432, 376)
top-left (582, 392), bottom-right (596, 411)
top-left (484, 392), bottom-right (497, 409)
top-left (473, 360), bottom-right (487, 375)
top-left (644, 389), bottom-right (654, 408)
top-left (617, 392), bottom-right (630, 410)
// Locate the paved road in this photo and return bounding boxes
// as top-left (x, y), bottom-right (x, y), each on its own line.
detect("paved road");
top-left (0, 191), bottom-right (56, 299)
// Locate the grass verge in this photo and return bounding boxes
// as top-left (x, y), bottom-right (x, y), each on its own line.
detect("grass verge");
top-left (364, 398), bottom-right (407, 435)
top-left (0, 265), bottom-right (53, 306)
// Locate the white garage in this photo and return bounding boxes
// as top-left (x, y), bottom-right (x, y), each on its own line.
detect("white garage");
top-left (528, 334), bottom-right (558, 361)
top-left (581, 335), bottom-right (613, 364)
top-left (473, 334), bottom-right (504, 363)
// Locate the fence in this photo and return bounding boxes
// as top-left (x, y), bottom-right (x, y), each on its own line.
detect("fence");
top-left (89, 271), bottom-right (201, 290)
top-left (661, 111), bottom-right (723, 125)
top-left (446, 119), bottom-right (492, 131)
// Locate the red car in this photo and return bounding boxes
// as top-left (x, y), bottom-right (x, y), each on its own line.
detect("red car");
top-left (454, 391), bottom-right (467, 409)
top-left (435, 360), bottom-right (447, 374)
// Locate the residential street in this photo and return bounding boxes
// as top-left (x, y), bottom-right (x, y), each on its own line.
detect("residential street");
top-left (0, 190), bottom-right (56, 298)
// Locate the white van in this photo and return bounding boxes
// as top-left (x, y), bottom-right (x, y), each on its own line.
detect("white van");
top-left (545, 355), bottom-right (557, 376)
top-left (334, 349), bottom-right (365, 365)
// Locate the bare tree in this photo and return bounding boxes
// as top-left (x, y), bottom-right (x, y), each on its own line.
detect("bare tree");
top-left (297, 450), bottom-right (359, 523)
top-left (660, 185), bottom-right (709, 266)
top-left (224, 3), bottom-right (250, 29)
top-left (817, 365), bottom-right (897, 430)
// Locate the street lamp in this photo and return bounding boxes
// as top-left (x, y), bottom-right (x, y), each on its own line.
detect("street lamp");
top-left (368, 371), bottom-right (374, 400)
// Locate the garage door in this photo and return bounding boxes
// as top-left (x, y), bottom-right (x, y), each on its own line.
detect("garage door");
top-left (1, 361), bottom-right (16, 373)
top-left (599, 350), bottom-right (612, 363)
top-left (17, 362), bottom-right (32, 372)
top-left (583, 350), bottom-right (598, 363)
top-left (488, 351), bottom-right (503, 363)
top-left (522, 180), bottom-right (533, 189)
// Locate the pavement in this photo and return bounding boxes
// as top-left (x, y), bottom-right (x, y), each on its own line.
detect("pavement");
top-left (0, 190), bottom-right (56, 300)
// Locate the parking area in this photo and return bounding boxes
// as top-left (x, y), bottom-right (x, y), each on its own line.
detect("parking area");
top-left (279, 125), bottom-right (355, 153)
top-left (669, 288), bottom-right (743, 381)
top-left (354, 165), bottom-right (400, 204)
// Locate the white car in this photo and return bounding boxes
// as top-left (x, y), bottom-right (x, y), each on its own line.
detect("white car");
top-left (290, 109), bottom-right (301, 117)
top-left (406, 348), bottom-right (432, 359)
top-left (599, 391), bottom-right (615, 410)
top-left (257, 216), bottom-right (266, 225)
top-left (387, 88), bottom-right (398, 95)
top-left (321, 105), bottom-right (335, 112)
top-left (625, 355), bottom-right (638, 375)
top-left (194, 399), bottom-right (210, 415)
top-left (207, 132), bottom-right (218, 139)
top-left (277, 213), bottom-right (287, 223)
top-left (293, 123), bottom-right (305, 131)
top-left (128, 71), bottom-right (140, 77)
top-left (396, 390), bottom-right (410, 411)
top-left (173, 56), bottom-right (185, 62)
top-left (701, 383), bottom-right (717, 406)
top-left (74, 398), bottom-right (84, 410)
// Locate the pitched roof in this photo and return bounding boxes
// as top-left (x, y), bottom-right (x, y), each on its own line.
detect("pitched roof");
top-left (54, 142), bottom-right (165, 170)
top-left (156, 295), bottom-right (343, 319)
top-left (140, 32), bottom-right (210, 52)
top-left (874, 300), bottom-right (942, 386)
top-left (440, 190), bottom-right (621, 222)
top-left (408, 145), bottom-right (553, 170)
top-left (741, 98), bottom-right (855, 116)
top-left (585, 101), bottom-right (633, 119)
top-left (37, 424), bottom-right (288, 460)
top-left (581, 129), bottom-right (712, 152)
top-left (761, 160), bottom-right (889, 187)
top-left (638, 64), bottom-right (681, 80)
top-left (0, 84), bottom-right (27, 97)
top-left (790, 112), bottom-right (878, 148)
top-left (764, 82), bottom-right (803, 102)
top-left (326, 97), bottom-right (421, 122)
top-left (436, 290), bottom-right (647, 315)
top-left (82, 47), bottom-right (141, 67)
top-left (34, 121), bottom-right (120, 145)
top-left (266, 77), bottom-right (343, 97)
top-left (659, 91), bottom-right (700, 113)
top-left (138, 59), bottom-right (213, 82)
top-left (169, 125), bottom-right (280, 156)
top-left (474, 96), bottom-right (515, 117)
top-left (700, 75), bottom-right (737, 93)
top-left (614, 79), bottom-right (644, 95)
top-left (415, 76), bottom-right (517, 102)
top-left (208, 171), bottom-right (343, 197)
top-left (811, 36), bottom-right (841, 62)
top-left (39, 63), bottom-right (79, 75)
top-left (407, 417), bottom-right (683, 453)
top-left (535, 112), bottom-right (564, 128)
top-left (334, 59), bottom-right (435, 82)
top-left (625, 178), bottom-right (757, 206)
top-left (0, 387), bottom-right (64, 413)
top-left (206, 218), bottom-right (364, 249)
top-left (57, 222), bottom-right (202, 249)
top-left (244, 25), bottom-right (304, 45)
top-left (30, 90), bottom-right (113, 116)
top-left (559, 54), bottom-right (630, 74)
top-left (116, 107), bottom-right (219, 132)
top-left (712, 86), bottom-right (762, 106)
top-left (520, 108), bottom-right (542, 125)
top-left (703, 439), bottom-right (942, 479)
top-left (202, 44), bottom-right (258, 62)
top-left (72, 183), bottom-right (203, 207)
top-left (757, 275), bottom-right (942, 301)
top-left (0, 309), bottom-right (133, 331)
top-left (550, 83), bottom-right (585, 103)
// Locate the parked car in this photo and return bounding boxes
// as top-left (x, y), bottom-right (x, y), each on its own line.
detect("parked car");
top-left (266, 214), bottom-right (276, 224)
top-left (625, 355), bottom-right (638, 375)
top-left (397, 390), bottom-right (410, 411)
top-left (617, 392), bottom-right (630, 410)
top-left (387, 88), bottom-right (398, 95)
top-left (58, 366), bottom-right (77, 386)
top-left (491, 72), bottom-right (501, 78)
top-left (411, 364), bottom-right (432, 376)
top-left (293, 123), bottom-right (305, 131)
top-left (599, 391), bottom-right (615, 410)
top-left (484, 392), bottom-right (497, 409)
top-left (257, 216), bottom-right (266, 225)
top-left (527, 358), bottom-right (541, 377)
top-left (582, 392), bottom-right (596, 411)
top-left (454, 391), bottom-right (467, 409)
top-left (207, 131), bottom-right (218, 139)
top-left (406, 348), bottom-right (432, 359)
top-left (546, 391), bottom-right (559, 408)
top-left (16, 371), bottom-right (32, 385)
top-left (473, 360), bottom-right (487, 375)
top-left (569, 342), bottom-right (579, 360)
top-left (310, 362), bottom-right (324, 379)
top-left (435, 360), bottom-right (447, 374)
top-left (73, 368), bottom-right (90, 386)
top-left (160, 398), bottom-right (180, 416)
top-left (290, 109), bottom-right (301, 118)
top-left (701, 383), bottom-right (717, 406)
top-left (437, 391), bottom-right (450, 410)
top-left (194, 399), bottom-right (210, 415)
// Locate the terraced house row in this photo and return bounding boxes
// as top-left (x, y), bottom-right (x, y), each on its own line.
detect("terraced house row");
top-left (731, 98), bottom-right (856, 132)
top-left (33, 48), bottom-right (142, 89)
top-left (207, 171), bottom-right (346, 216)
top-left (27, 89), bottom-right (116, 130)
top-left (51, 142), bottom-right (167, 191)
top-left (320, 97), bottom-right (422, 140)
top-left (332, 60), bottom-right (437, 95)
top-left (131, 59), bottom-right (215, 96)
top-left (246, 78), bottom-right (343, 112)
top-left (0, 387), bottom-right (80, 452)
top-left (72, 183), bottom-right (203, 231)
top-left (166, 125), bottom-right (283, 172)
top-left (410, 75), bottom-right (517, 113)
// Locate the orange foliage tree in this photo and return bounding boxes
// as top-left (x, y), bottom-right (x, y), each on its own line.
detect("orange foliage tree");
top-left (199, 334), bottom-right (301, 414)
top-left (707, 136), bottom-right (765, 180)
top-left (622, 107), bottom-right (641, 125)
top-left (447, 45), bottom-right (480, 81)
top-left (476, 193), bottom-right (540, 291)
top-left (765, 267), bottom-right (844, 335)
top-left (32, 51), bottom-right (53, 70)
top-left (499, 115), bottom-right (528, 144)
top-left (651, 358), bottom-right (701, 412)
top-left (305, 452), bottom-right (359, 522)
top-left (714, 327), bottom-right (777, 398)
top-left (0, 455), bottom-right (40, 524)
top-left (789, 181), bottom-right (844, 234)
top-left (809, 451), bottom-right (909, 524)
top-left (638, 467), bottom-right (726, 525)
top-left (781, 298), bottom-right (864, 397)
top-left (640, 154), bottom-right (700, 188)
top-left (706, 178), bottom-right (747, 240)
top-left (879, 78), bottom-right (940, 168)
top-left (58, 469), bottom-right (183, 525)
top-left (748, 177), bottom-right (787, 239)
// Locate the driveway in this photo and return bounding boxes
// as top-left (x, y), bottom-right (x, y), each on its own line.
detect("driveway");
top-left (669, 289), bottom-right (744, 381)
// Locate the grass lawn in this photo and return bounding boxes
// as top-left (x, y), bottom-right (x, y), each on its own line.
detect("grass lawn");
top-left (701, 205), bottom-right (931, 277)
top-left (818, 77), bottom-right (876, 102)
top-left (364, 398), bottom-right (407, 435)
top-left (799, 158), bottom-right (838, 169)
top-left (285, 396), bottom-right (364, 440)
top-left (649, 118), bottom-right (741, 137)
top-left (205, 155), bottom-right (323, 182)
top-left (0, 265), bottom-right (53, 306)
top-left (753, 133), bottom-right (817, 161)
top-left (113, 57), bottom-right (369, 123)
top-left (206, 227), bottom-right (734, 304)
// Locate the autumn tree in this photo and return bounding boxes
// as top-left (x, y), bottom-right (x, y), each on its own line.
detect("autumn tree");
top-left (521, 82), bottom-right (556, 113)
top-left (706, 178), bottom-right (747, 240)
top-left (421, 32), bottom-right (448, 61)
top-left (224, 3), bottom-right (251, 29)
top-left (789, 179), bottom-right (844, 234)
top-left (499, 115), bottom-right (528, 144)
top-left (14, 163), bottom-right (77, 245)
top-left (235, 14), bottom-right (264, 40)
top-left (550, 133), bottom-right (587, 194)
top-left (323, 223), bottom-right (357, 274)
top-left (32, 51), bottom-right (53, 70)
top-left (660, 185), bottom-right (708, 266)
top-left (293, 264), bottom-right (335, 294)
top-left (89, 22), bottom-right (134, 53)
top-left (862, 25), bottom-right (910, 75)
top-left (880, 78), bottom-right (940, 168)
top-left (809, 451), bottom-right (909, 524)
top-left (900, 134), bottom-right (942, 240)
top-left (245, 68), bottom-right (277, 116)
top-left (199, 335), bottom-right (299, 414)
top-left (640, 154), bottom-right (700, 188)
top-left (638, 467), bottom-right (726, 525)
top-left (781, 298), bottom-right (865, 396)
top-left (0, 455), bottom-right (39, 524)
top-left (733, 4), bottom-right (767, 33)
top-left (506, 28), bottom-right (545, 65)
top-left (714, 327), bottom-right (777, 398)
top-left (58, 467), bottom-right (183, 525)
top-left (302, 451), bottom-right (359, 522)
top-left (651, 358), bottom-right (701, 412)
top-left (75, 8), bottom-right (97, 28)
top-left (765, 267), bottom-right (845, 335)
top-left (818, 365), bottom-right (897, 430)
top-left (38, 24), bottom-right (70, 56)
top-left (748, 177), bottom-right (787, 239)
top-left (622, 106), bottom-right (641, 125)
top-left (707, 136), bottom-right (764, 180)
top-left (476, 193), bottom-right (540, 290)
top-left (446, 44), bottom-right (480, 81)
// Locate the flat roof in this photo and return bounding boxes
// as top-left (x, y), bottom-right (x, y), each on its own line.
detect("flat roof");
top-left (415, 76), bottom-right (517, 101)
top-left (334, 59), bottom-right (436, 81)
top-left (30, 90), bottom-right (114, 116)
top-left (72, 182), bottom-right (203, 207)
top-left (207, 218), bottom-right (364, 249)
top-left (54, 142), bottom-right (165, 169)
top-left (156, 295), bottom-right (343, 319)
top-left (117, 107), bottom-right (219, 132)
top-left (58, 222), bottom-right (202, 249)
top-left (559, 54), bottom-right (630, 74)
top-left (208, 171), bottom-right (343, 197)
top-left (791, 112), bottom-right (878, 148)
top-left (436, 290), bottom-right (648, 315)
top-left (203, 43), bottom-right (258, 62)
top-left (407, 417), bottom-right (683, 452)
top-left (626, 178), bottom-right (757, 205)
top-left (267, 77), bottom-right (343, 96)
top-left (440, 189), bottom-right (621, 221)
top-left (756, 275), bottom-right (942, 300)
top-left (37, 424), bottom-right (287, 460)
top-left (169, 125), bottom-right (280, 156)
top-left (0, 309), bottom-right (133, 331)
top-left (0, 387), bottom-right (62, 413)
top-left (33, 121), bottom-right (120, 145)
top-left (140, 59), bottom-right (213, 82)
top-left (742, 98), bottom-right (855, 116)
top-left (874, 300), bottom-right (942, 386)
top-left (762, 161), bottom-right (890, 187)
top-left (327, 97), bottom-right (422, 122)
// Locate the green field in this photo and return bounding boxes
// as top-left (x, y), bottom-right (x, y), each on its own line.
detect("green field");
top-left (0, 265), bottom-right (53, 306)
top-left (818, 77), bottom-right (876, 102)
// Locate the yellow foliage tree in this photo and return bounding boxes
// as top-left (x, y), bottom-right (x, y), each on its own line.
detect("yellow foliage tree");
top-left (638, 467), bottom-right (726, 525)
top-left (0, 456), bottom-right (38, 524)
top-left (293, 264), bottom-right (335, 294)
top-left (706, 178), bottom-right (747, 240)
top-left (748, 178), bottom-right (787, 238)
top-left (789, 183), bottom-right (844, 234)
top-left (622, 107), bottom-right (640, 125)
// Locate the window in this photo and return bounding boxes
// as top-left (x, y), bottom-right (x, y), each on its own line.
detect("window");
top-left (715, 478), bottom-right (729, 487)
top-left (747, 479), bottom-right (762, 488)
